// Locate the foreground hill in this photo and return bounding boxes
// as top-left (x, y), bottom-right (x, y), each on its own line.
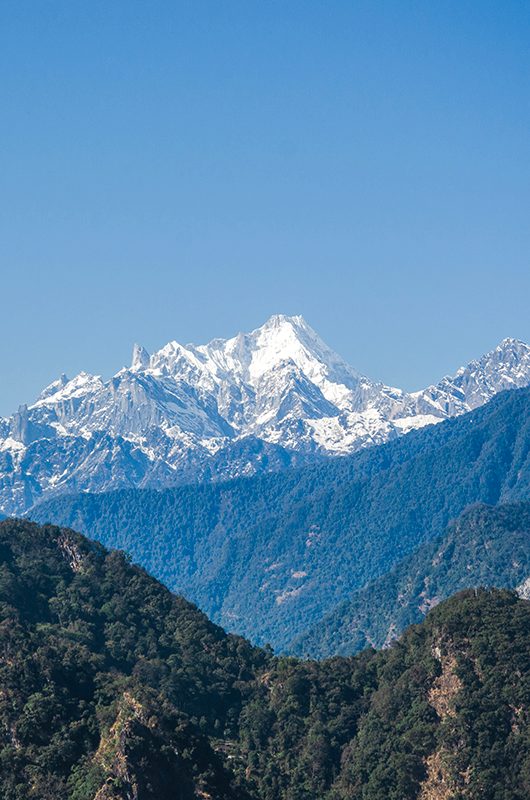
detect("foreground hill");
top-left (291, 502), bottom-right (530, 657)
top-left (32, 386), bottom-right (530, 649)
top-left (3, 316), bottom-right (530, 516)
top-left (0, 519), bottom-right (529, 800)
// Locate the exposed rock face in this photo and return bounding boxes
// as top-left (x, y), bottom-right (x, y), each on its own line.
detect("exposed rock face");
top-left (428, 647), bottom-right (462, 719)
top-left (55, 530), bottom-right (86, 573)
top-left (418, 750), bottom-right (457, 800)
top-left (517, 576), bottom-right (530, 600)
top-left (418, 644), bottom-right (465, 800)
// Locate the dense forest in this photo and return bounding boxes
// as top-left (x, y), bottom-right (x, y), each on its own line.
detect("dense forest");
top-left (0, 518), bottom-right (529, 799)
top-left (291, 501), bottom-right (530, 657)
top-left (31, 386), bottom-right (530, 649)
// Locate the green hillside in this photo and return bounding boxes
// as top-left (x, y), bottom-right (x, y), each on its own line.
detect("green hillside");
top-left (291, 501), bottom-right (530, 657)
top-left (0, 519), bottom-right (529, 799)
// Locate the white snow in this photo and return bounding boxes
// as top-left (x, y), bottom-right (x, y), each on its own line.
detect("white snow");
top-left (32, 372), bottom-right (103, 408)
top-left (392, 415), bottom-right (443, 433)
top-left (1, 314), bottom-right (530, 515)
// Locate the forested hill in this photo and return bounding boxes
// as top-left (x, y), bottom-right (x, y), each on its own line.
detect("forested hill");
top-left (31, 386), bottom-right (530, 649)
top-left (1, 518), bottom-right (530, 800)
top-left (291, 501), bottom-right (530, 657)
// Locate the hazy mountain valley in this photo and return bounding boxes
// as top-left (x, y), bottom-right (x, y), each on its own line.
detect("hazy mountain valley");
top-left (32, 384), bottom-right (530, 649)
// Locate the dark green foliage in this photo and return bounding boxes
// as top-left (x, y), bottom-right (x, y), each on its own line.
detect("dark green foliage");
top-left (0, 519), bottom-right (529, 799)
top-left (333, 589), bottom-right (530, 800)
top-left (292, 501), bottom-right (530, 657)
top-left (31, 387), bottom-right (530, 649)
top-left (0, 519), bottom-right (260, 800)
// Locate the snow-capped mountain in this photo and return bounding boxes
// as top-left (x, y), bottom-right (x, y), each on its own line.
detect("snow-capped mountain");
top-left (1, 315), bottom-right (530, 515)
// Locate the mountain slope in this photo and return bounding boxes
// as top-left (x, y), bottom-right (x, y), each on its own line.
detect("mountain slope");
top-left (0, 518), bottom-right (529, 800)
top-left (2, 316), bottom-right (530, 515)
top-left (31, 386), bottom-right (530, 649)
top-left (0, 519), bottom-right (263, 800)
top-left (291, 501), bottom-right (530, 658)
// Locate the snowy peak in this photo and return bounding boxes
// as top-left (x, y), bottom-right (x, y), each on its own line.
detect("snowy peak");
top-left (194, 314), bottom-right (367, 414)
top-left (140, 314), bottom-right (366, 413)
top-left (415, 337), bottom-right (530, 415)
top-left (243, 314), bottom-right (361, 388)
top-left (454, 337), bottom-right (530, 409)
top-left (1, 317), bottom-right (530, 515)
top-left (131, 343), bottom-right (150, 371)
top-left (456, 337), bottom-right (530, 378)
top-left (36, 373), bottom-right (69, 402)
top-left (498, 336), bottom-right (527, 347)
top-left (193, 314), bottom-right (321, 383)
top-left (32, 372), bottom-right (103, 408)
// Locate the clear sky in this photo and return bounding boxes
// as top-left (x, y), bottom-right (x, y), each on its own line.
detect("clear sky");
top-left (1, 1), bottom-right (529, 415)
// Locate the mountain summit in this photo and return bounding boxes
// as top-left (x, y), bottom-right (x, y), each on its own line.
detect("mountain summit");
top-left (1, 315), bottom-right (530, 514)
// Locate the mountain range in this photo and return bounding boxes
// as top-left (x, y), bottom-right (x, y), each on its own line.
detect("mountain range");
top-left (2, 314), bottom-right (530, 515)
top-left (32, 384), bottom-right (530, 650)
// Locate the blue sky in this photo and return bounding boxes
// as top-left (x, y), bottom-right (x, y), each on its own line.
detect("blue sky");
top-left (1, 1), bottom-right (529, 415)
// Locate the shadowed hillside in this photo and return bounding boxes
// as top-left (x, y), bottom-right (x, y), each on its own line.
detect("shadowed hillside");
top-left (291, 501), bottom-right (530, 657)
